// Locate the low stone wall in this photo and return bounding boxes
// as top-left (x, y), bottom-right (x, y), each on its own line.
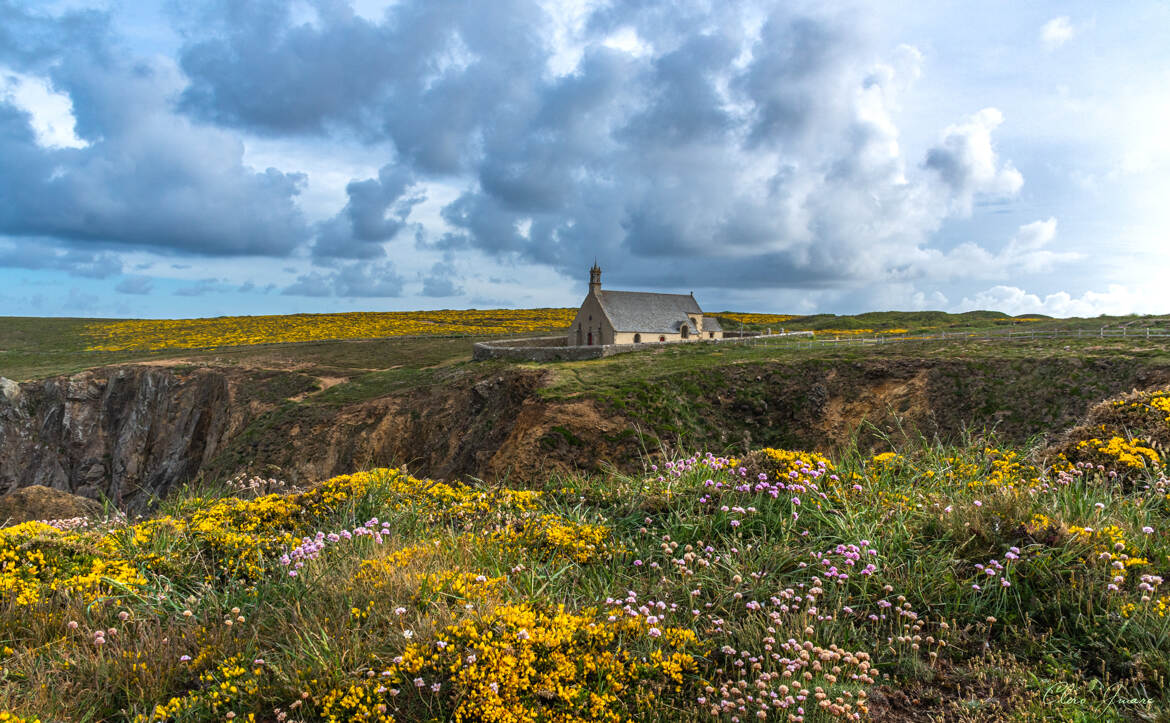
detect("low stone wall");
top-left (473, 336), bottom-right (651, 362)
top-left (473, 331), bottom-right (816, 362)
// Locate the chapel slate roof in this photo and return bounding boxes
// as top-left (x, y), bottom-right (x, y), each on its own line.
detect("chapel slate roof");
top-left (597, 290), bottom-right (706, 333)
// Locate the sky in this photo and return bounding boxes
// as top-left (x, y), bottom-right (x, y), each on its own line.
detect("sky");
top-left (0, 0), bottom-right (1167, 319)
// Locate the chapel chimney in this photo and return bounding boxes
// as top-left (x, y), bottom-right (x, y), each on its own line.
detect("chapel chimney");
top-left (589, 263), bottom-right (602, 294)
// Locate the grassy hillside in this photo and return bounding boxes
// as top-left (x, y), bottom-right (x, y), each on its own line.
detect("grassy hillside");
top-left (2, 388), bottom-right (1168, 720)
top-left (5, 309), bottom-right (1168, 381)
top-left (0, 310), bottom-right (572, 381)
top-left (0, 330), bottom-right (489, 383)
top-left (4, 309), bottom-right (1170, 720)
top-left (712, 310), bottom-right (1170, 334)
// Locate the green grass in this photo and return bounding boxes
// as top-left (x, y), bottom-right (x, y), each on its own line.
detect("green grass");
top-left (713, 309), bottom-right (1170, 334)
top-left (540, 335), bottom-right (1170, 400)
top-left (2, 431), bottom-right (1167, 721)
top-left (527, 336), bottom-right (1170, 460)
top-left (0, 328), bottom-right (489, 383)
top-left (6, 309), bottom-right (1169, 384)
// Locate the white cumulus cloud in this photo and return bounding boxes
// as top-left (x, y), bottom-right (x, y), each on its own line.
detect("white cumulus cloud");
top-left (924, 108), bottom-right (1023, 215)
top-left (1041, 16), bottom-right (1075, 51)
top-left (0, 67), bottom-right (87, 149)
top-left (957, 283), bottom-right (1162, 317)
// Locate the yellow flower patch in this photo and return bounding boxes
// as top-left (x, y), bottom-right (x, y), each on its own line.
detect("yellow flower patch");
top-left (713, 312), bottom-right (800, 326)
top-left (0, 522), bottom-right (146, 608)
top-left (84, 309), bottom-right (577, 351)
top-left (1075, 436), bottom-right (1160, 470)
top-left (757, 448), bottom-right (834, 480)
top-left (320, 603), bottom-right (701, 723)
top-left (483, 514), bottom-right (620, 564)
top-left (136, 657), bottom-right (263, 722)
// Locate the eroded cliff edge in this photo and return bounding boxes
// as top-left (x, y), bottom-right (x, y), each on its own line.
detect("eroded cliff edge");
top-left (3, 354), bottom-right (1169, 511)
top-left (0, 367), bottom-right (241, 509)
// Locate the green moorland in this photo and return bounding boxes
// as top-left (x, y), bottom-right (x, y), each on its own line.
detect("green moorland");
top-left (2, 311), bottom-right (1170, 721)
top-left (2, 387), bottom-right (1169, 721)
top-left (0, 320), bottom-right (490, 382)
top-left (2, 310), bottom-right (1168, 382)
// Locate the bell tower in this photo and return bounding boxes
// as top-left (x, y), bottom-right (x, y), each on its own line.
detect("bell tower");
top-left (589, 262), bottom-right (602, 294)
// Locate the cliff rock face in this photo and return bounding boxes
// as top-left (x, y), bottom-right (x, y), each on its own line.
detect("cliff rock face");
top-left (198, 369), bottom-right (641, 490)
top-left (3, 355), bottom-right (1169, 514)
top-left (0, 368), bottom-right (243, 511)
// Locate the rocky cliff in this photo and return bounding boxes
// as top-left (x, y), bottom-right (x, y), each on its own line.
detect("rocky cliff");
top-left (0, 367), bottom-right (244, 510)
top-left (3, 354), bottom-right (1170, 512)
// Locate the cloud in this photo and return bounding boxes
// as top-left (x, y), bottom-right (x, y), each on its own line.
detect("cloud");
top-left (420, 261), bottom-right (463, 297)
top-left (903, 217), bottom-right (1078, 282)
top-left (282, 261), bottom-right (405, 297)
top-left (957, 284), bottom-right (1149, 317)
top-left (1040, 17), bottom-right (1075, 51)
top-left (0, 2), bottom-right (311, 258)
top-left (0, 240), bottom-right (122, 278)
top-left (115, 275), bottom-right (153, 295)
top-left (1000, 217), bottom-right (1080, 273)
top-left (174, 278), bottom-right (228, 296)
top-left (0, 67), bottom-right (87, 149)
top-left (63, 286), bottom-right (100, 312)
top-left (923, 108), bottom-right (1023, 215)
top-left (312, 164), bottom-right (423, 259)
top-left (177, 0), bottom-right (552, 174)
top-left (1, 0), bottom-right (1062, 314)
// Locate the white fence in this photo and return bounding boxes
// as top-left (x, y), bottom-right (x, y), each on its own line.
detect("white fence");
top-left (713, 326), bottom-right (1170, 351)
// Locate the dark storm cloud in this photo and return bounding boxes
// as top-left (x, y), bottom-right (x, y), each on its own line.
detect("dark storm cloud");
top-left (2, 0), bottom-right (1037, 299)
top-left (0, 0), bottom-right (111, 70)
top-left (0, 240), bottom-right (122, 278)
top-left (311, 165), bottom-right (423, 259)
top-left (178, 0), bottom-right (551, 174)
top-left (0, 2), bottom-right (311, 266)
top-left (176, 1), bottom-right (396, 135)
top-left (740, 16), bottom-right (853, 150)
top-left (420, 261), bottom-right (463, 297)
top-left (173, 0), bottom-right (1004, 288)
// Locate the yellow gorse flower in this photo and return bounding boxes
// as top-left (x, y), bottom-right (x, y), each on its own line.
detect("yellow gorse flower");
top-left (84, 309), bottom-right (577, 351)
top-left (1075, 436), bottom-right (1160, 470)
top-left (320, 602), bottom-right (701, 723)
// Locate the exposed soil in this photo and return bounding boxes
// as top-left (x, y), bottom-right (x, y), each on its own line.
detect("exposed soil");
top-left (3, 353), bottom-right (1170, 511)
top-left (0, 485), bottom-right (103, 524)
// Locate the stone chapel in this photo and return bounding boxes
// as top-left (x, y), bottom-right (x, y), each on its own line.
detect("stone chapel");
top-left (567, 264), bottom-right (723, 346)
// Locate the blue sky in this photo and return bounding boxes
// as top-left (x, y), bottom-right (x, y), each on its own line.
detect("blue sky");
top-left (0, 0), bottom-right (1167, 319)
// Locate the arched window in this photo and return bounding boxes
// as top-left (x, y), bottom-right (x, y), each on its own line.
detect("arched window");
top-left (634, 333), bottom-right (641, 343)
top-left (681, 324), bottom-right (689, 339)
top-left (690, 316), bottom-right (698, 328)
